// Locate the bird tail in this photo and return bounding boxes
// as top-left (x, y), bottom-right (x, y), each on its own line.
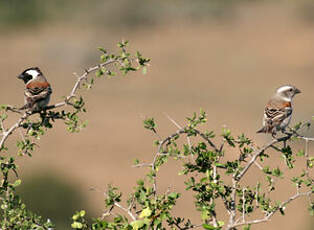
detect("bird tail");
top-left (256, 127), bottom-right (266, 133)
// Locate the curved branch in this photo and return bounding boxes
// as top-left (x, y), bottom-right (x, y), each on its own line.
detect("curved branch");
top-left (0, 113), bottom-right (28, 150)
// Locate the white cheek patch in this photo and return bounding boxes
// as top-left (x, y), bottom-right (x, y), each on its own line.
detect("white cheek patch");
top-left (26, 69), bottom-right (39, 78)
top-left (276, 86), bottom-right (292, 93)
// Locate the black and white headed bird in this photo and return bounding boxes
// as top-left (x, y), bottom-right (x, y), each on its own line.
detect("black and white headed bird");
top-left (17, 67), bottom-right (52, 112)
top-left (257, 85), bottom-right (301, 137)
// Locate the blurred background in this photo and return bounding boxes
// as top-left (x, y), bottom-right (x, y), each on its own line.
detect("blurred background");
top-left (0, 0), bottom-right (313, 229)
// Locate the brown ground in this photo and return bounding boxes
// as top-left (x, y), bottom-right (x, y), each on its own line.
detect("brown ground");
top-left (0, 2), bottom-right (313, 230)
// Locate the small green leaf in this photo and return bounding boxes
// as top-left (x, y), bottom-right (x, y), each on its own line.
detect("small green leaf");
top-left (79, 210), bottom-right (86, 217)
top-left (143, 118), bottom-right (157, 133)
top-left (279, 207), bottom-right (285, 215)
top-left (133, 158), bottom-right (139, 165)
top-left (272, 167), bottom-right (283, 177)
top-left (95, 69), bottom-right (104, 77)
top-left (130, 220), bottom-right (145, 230)
top-left (13, 179), bottom-right (22, 187)
top-left (139, 207), bottom-right (152, 218)
top-left (202, 224), bottom-right (216, 230)
top-left (168, 192), bottom-right (180, 199)
top-left (98, 47), bottom-right (107, 53)
top-left (296, 150), bottom-right (305, 157)
top-left (308, 202), bottom-right (314, 216)
top-left (142, 66), bottom-right (147, 75)
top-left (215, 163), bottom-right (226, 168)
top-left (71, 221), bottom-right (83, 229)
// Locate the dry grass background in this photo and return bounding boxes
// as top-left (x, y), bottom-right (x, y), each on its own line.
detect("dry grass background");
top-left (0, 1), bottom-right (313, 229)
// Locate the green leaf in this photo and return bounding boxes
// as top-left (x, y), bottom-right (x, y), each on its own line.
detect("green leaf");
top-left (117, 40), bottom-right (129, 48)
top-left (95, 69), bottom-right (104, 77)
top-left (142, 66), bottom-right (147, 75)
top-left (279, 207), bottom-right (285, 215)
top-left (71, 221), bottom-right (83, 229)
top-left (202, 224), bottom-right (217, 230)
top-left (143, 118), bottom-right (157, 133)
top-left (308, 202), bottom-right (314, 216)
top-left (98, 47), bottom-right (107, 53)
top-left (168, 192), bottom-right (180, 199)
top-left (130, 220), bottom-right (145, 230)
top-left (215, 163), bottom-right (226, 168)
top-left (272, 167), bottom-right (283, 177)
top-left (296, 150), bottom-right (305, 157)
top-left (13, 179), bottom-right (22, 187)
top-left (201, 210), bottom-right (210, 221)
top-left (139, 207), bottom-right (152, 218)
top-left (133, 158), bottom-right (140, 165)
top-left (79, 210), bottom-right (86, 217)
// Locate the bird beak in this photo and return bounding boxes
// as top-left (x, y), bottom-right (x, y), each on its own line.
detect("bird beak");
top-left (295, 88), bottom-right (301, 94)
top-left (17, 74), bottom-right (23, 79)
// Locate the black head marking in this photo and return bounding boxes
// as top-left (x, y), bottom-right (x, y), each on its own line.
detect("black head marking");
top-left (17, 67), bottom-right (42, 84)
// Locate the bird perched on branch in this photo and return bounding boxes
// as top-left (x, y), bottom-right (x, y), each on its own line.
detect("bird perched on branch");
top-left (257, 85), bottom-right (301, 137)
top-left (17, 67), bottom-right (52, 112)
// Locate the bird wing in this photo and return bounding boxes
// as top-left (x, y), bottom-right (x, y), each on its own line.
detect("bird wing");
top-left (23, 81), bottom-right (52, 109)
top-left (264, 99), bottom-right (292, 126)
top-left (26, 81), bottom-right (51, 95)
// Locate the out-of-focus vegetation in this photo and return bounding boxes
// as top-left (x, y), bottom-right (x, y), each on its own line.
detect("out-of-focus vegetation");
top-left (17, 172), bottom-right (93, 229)
top-left (1, 0), bottom-right (314, 30)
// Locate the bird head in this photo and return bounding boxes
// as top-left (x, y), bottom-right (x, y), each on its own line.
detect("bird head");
top-left (17, 67), bottom-right (43, 84)
top-left (275, 85), bottom-right (301, 101)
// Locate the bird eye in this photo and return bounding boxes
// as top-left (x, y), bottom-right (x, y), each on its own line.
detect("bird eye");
top-left (289, 88), bottom-right (293, 91)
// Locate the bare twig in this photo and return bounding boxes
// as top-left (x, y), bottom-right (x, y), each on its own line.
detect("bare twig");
top-left (0, 119), bottom-right (5, 133)
top-left (164, 113), bottom-right (192, 149)
top-left (132, 162), bottom-right (153, 168)
top-left (228, 177), bottom-right (237, 228)
top-left (172, 222), bottom-right (203, 230)
top-left (211, 200), bottom-right (219, 227)
top-left (229, 190), bottom-right (312, 229)
top-left (242, 188), bottom-right (246, 223)
top-left (104, 192), bottom-right (136, 221)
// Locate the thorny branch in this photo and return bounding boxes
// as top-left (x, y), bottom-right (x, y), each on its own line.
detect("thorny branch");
top-left (235, 135), bottom-right (291, 182)
top-left (103, 192), bottom-right (137, 221)
top-left (151, 127), bottom-right (186, 197)
top-left (230, 190), bottom-right (312, 229)
top-left (136, 114), bottom-right (313, 230)
top-left (226, 130), bottom-right (314, 229)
